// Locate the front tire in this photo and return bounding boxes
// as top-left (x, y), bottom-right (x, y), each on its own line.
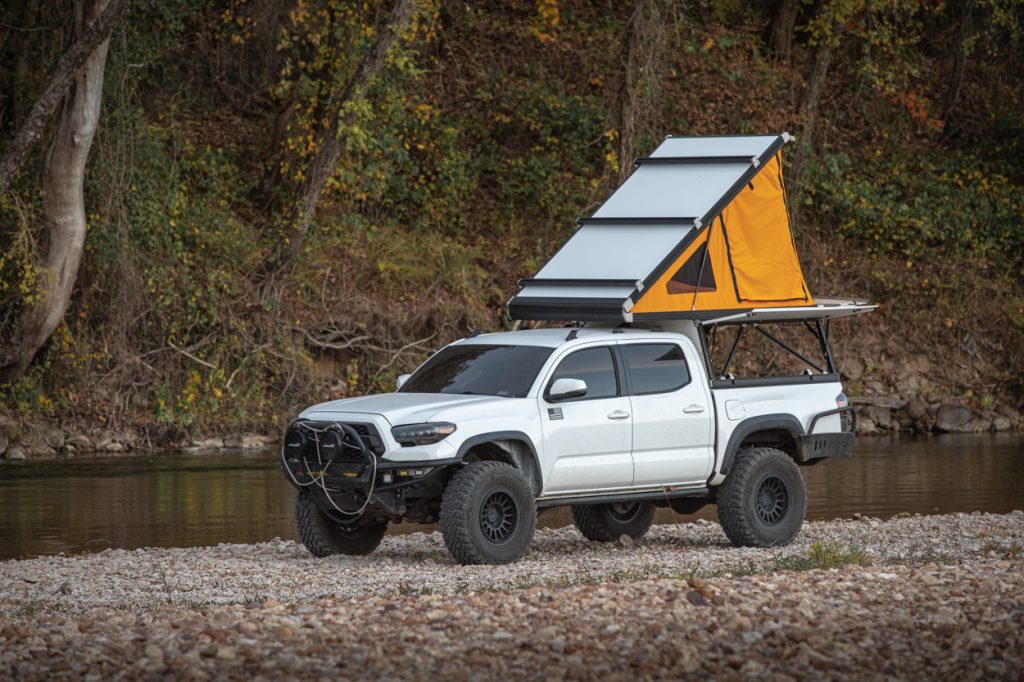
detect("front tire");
top-left (716, 447), bottom-right (806, 547)
top-left (571, 502), bottom-right (656, 542)
top-left (295, 492), bottom-right (388, 557)
top-left (440, 462), bottom-right (536, 565)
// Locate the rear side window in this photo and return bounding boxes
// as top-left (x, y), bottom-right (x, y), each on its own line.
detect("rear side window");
top-left (548, 347), bottom-right (618, 400)
top-left (622, 344), bottom-right (690, 395)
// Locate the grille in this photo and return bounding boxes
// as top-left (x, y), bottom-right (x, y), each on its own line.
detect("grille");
top-left (288, 421), bottom-right (385, 462)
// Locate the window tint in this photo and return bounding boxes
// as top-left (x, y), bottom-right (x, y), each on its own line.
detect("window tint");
top-left (623, 344), bottom-right (690, 394)
top-left (548, 347), bottom-right (618, 400)
top-left (667, 241), bottom-right (716, 295)
top-left (401, 345), bottom-right (553, 398)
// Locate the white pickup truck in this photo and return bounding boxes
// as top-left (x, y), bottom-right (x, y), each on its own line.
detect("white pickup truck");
top-left (281, 317), bottom-right (858, 564)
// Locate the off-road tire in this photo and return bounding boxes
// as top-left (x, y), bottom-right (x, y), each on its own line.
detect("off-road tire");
top-left (717, 447), bottom-right (806, 547)
top-left (294, 492), bottom-right (388, 557)
top-left (440, 461), bottom-right (536, 565)
top-left (571, 502), bottom-right (656, 542)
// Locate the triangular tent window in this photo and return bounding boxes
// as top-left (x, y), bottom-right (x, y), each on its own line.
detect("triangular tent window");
top-left (667, 242), bottom-right (716, 294)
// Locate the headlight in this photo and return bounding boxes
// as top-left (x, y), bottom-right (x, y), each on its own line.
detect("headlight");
top-left (391, 422), bottom-right (456, 446)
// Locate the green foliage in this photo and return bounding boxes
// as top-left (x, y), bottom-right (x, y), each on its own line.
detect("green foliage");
top-left (804, 151), bottom-right (1024, 271)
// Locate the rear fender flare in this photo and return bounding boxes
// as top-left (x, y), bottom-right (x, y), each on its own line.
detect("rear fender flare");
top-left (717, 414), bottom-right (804, 477)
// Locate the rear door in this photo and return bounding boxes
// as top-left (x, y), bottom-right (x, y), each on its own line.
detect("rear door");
top-left (539, 345), bottom-right (634, 494)
top-left (619, 341), bottom-right (714, 486)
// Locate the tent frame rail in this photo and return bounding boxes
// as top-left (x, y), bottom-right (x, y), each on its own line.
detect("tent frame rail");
top-left (576, 217), bottom-right (699, 227)
top-left (633, 155), bottom-right (758, 167)
top-left (697, 318), bottom-right (838, 383)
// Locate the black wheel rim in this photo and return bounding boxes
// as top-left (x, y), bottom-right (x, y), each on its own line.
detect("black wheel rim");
top-left (755, 475), bottom-right (790, 526)
top-left (608, 502), bottom-right (641, 523)
top-left (479, 488), bottom-right (519, 544)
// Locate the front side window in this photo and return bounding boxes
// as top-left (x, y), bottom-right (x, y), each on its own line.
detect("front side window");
top-left (400, 344), bottom-right (553, 397)
top-left (547, 347), bottom-right (618, 400)
top-left (622, 343), bottom-right (690, 394)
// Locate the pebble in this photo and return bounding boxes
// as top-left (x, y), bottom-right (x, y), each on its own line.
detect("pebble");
top-left (0, 513), bottom-right (1021, 679)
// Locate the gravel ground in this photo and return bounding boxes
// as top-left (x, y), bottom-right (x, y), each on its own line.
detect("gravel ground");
top-left (1, 512), bottom-right (1023, 679)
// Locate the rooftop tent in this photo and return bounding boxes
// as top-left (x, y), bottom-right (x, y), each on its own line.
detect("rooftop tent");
top-left (507, 133), bottom-right (818, 322)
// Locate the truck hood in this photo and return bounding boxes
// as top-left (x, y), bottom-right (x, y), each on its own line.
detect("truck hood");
top-left (300, 393), bottom-right (510, 426)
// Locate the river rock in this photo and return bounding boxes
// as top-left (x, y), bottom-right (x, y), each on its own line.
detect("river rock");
top-left (934, 404), bottom-right (973, 433)
top-left (995, 404), bottom-right (1021, 425)
top-left (858, 418), bottom-right (878, 435)
top-left (65, 435), bottom-right (93, 450)
top-left (992, 416), bottom-right (1012, 432)
top-left (0, 432), bottom-right (8, 457)
top-left (842, 358), bottom-right (865, 382)
top-left (192, 437), bottom-right (224, 450)
top-left (904, 396), bottom-right (929, 421)
top-left (5, 445), bottom-right (26, 460)
top-left (860, 405), bottom-right (892, 430)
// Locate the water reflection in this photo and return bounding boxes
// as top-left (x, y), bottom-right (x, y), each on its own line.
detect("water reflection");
top-left (0, 433), bottom-right (1021, 560)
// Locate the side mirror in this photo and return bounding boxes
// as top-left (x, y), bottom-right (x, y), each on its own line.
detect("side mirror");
top-left (396, 374), bottom-right (412, 390)
top-left (548, 377), bottom-right (588, 402)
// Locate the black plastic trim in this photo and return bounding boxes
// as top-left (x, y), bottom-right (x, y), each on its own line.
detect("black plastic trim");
top-left (634, 155), bottom-right (755, 166)
top-left (536, 486), bottom-right (710, 508)
top-left (718, 414), bottom-right (805, 476)
top-left (508, 297), bottom-right (626, 322)
top-left (455, 432), bottom-right (539, 461)
top-left (711, 374), bottom-right (841, 389)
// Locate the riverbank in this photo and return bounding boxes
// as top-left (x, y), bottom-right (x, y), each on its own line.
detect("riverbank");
top-left (1, 513), bottom-right (1022, 679)
top-left (1, 394), bottom-right (1022, 461)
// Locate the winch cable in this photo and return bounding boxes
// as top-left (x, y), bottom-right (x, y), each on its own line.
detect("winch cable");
top-left (281, 421), bottom-right (378, 517)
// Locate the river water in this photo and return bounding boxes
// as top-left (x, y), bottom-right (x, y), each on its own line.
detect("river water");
top-left (1, 433), bottom-right (1021, 560)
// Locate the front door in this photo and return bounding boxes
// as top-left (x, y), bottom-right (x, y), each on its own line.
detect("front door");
top-left (619, 341), bottom-right (714, 486)
top-left (539, 345), bottom-right (633, 494)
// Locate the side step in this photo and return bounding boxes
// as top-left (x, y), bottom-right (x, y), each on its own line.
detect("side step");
top-left (536, 486), bottom-right (710, 509)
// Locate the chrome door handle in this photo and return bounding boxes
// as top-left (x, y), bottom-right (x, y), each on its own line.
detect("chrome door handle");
top-left (607, 410), bottom-right (630, 420)
top-left (683, 404), bottom-right (706, 414)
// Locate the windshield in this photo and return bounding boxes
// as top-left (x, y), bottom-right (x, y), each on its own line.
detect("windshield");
top-left (399, 344), bottom-right (554, 398)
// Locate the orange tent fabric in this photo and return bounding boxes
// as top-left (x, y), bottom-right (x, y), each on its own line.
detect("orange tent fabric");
top-left (631, 153), bottom-right (812, 315)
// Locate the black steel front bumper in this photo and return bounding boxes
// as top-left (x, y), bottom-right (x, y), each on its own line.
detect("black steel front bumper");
top-left (279, 425), bottom-right (460, 521)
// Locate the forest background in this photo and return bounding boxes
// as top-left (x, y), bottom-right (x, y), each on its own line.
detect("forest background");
top-left (0, 0), bottom-right (1021, 450)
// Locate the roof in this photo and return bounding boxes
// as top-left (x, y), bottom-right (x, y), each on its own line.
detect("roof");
top-left (449, 327), bottom-right (669, 349)
top-left (508, 133), bottom-right (802, 322)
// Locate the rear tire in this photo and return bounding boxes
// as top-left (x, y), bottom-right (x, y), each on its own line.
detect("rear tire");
top-left (440, 462), bottom-right (536, 565)
top-left (717, 447), bottom-right (805, 547)
top-left (294, 492), bottom-right (388, 557)
top-left (571, 501), bottom-right (656, 542)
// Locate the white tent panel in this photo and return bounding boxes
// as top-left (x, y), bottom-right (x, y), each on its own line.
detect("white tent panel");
top-left (649, 135), bottom-right (779, 159)
top-left (591, 164), bottom-right (747, 219)
top-left (535, 224), bottom-right (693, 281)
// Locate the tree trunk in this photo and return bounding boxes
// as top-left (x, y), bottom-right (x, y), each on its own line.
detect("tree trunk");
top-left (0, 0), bottom-right (129, 198)
top-left (788, 36), bottom-right (833, 211)
top-left (275, 0), bottom-right (415, 270)
top-left (617, 0), bottom-right (666, 183)
top-left (770, 0), bottom-right (799, 64)
top-left (942, 0), bottom-right (975, 130)
top-left (0, 0), bottom-right (113, 383)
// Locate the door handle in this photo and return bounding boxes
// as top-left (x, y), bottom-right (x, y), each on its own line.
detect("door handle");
top-left (683, 404), bottom-right (706, 414)
top-left (607, 410), bottom-right (630, 420)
